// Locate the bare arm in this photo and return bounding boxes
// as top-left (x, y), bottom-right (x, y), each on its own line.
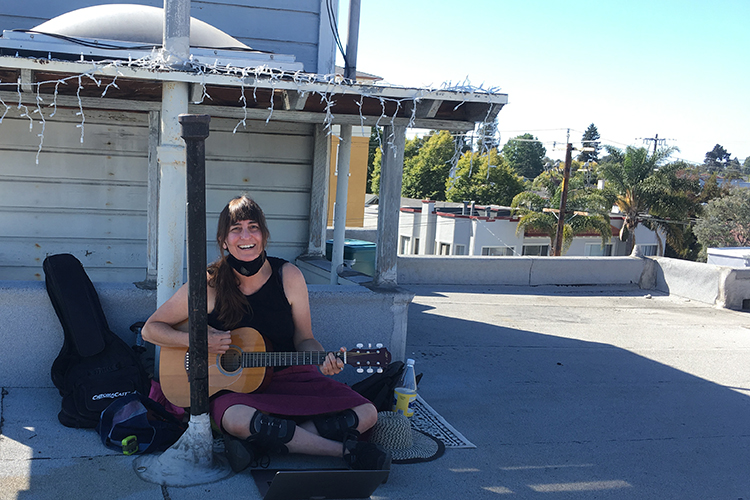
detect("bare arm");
top-left (282, 263), bottom-right (344, 375)
top-left (141, 281), bottom-right (231, 354)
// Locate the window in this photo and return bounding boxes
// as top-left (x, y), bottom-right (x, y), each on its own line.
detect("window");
top-left (639, 245), bottom-right (658, 256)
top-left (413, 238), bottom-right (420, 255)
top-left (454, 244), bottom-right (466, 256)
top-left (481, 246), bottom-right (514, 256)
top-left (585, 243), bottom-right (613, 256)
top-left (522, 245), bottom-right (549, 256)
top-left (439, 243), bottom-right (451, 255)
top-left (399, 236), bottom-right (410, 255)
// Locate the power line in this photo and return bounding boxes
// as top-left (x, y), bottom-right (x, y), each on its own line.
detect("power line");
top-left (636, 133), bottom-right (674, 155)
top-left (325, 0), bottom-right (347, 63)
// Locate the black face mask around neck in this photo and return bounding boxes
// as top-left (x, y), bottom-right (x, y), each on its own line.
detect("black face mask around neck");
top-left (226, 250), bottom-right (266, 277)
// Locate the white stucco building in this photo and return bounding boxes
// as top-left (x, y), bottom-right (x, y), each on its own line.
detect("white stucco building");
top-left (398, 200), bottom-right (660, 258)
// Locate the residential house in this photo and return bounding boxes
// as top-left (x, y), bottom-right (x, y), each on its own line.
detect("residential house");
top-left (398, 200), bottom-right (660, 258)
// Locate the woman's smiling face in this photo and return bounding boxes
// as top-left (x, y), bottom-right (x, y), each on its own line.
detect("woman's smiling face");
top-left (225, 219), bottom-right (265, 261)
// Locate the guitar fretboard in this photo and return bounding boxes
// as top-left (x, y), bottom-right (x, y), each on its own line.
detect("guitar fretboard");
top-left (241, 351), bottom-right (342, 368)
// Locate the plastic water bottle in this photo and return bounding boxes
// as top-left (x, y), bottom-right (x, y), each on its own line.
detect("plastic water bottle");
top-left (392, 359), bottom-right (418, 417)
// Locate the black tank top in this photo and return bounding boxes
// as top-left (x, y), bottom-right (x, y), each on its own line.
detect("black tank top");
top-left (207, 257), bottom-right (296, 353)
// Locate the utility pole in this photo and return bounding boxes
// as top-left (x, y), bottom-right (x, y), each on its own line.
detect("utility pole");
top-left (639, 133), bottom-right (668, 155)
top-left (553, 141), bottom-right (573, 256)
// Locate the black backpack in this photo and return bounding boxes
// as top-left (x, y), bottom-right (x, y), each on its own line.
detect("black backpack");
top-left (44, 253), bottom-right (150, 428)
top-left (351, 361), bottom-right (425, 411)
top-left (351, 361), bottom-right (405, 412)
top-left (97, 392), bottom-right (187, 455)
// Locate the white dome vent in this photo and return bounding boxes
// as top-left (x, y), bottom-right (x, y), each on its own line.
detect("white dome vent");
top-left (33, 4), bottom-right (250, 49)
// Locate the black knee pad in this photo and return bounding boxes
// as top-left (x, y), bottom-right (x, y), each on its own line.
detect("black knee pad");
top-left (248, 412), bottom-right (296, 454)
top-left (313, 409), bottom-right (359, 442)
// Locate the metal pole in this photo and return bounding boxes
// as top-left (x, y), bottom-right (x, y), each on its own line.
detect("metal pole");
top-left (155, 0), bottom-right (190, 307)
top-left (344, 0), bottom-right (361, 80)
top-left (180, 113), bottom-right (211, 416)
top-left (330, 125), bottom-right (352, 284)
top-left (553, 143), bottom-right (573, 256)
top-left (163, 0), bottom-right (191, 66)
top-left (135, 113), bottom-right (229, 486)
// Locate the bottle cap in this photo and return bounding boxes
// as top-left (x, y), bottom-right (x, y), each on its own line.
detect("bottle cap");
top-left (406, 358), bottom-right (415, 365)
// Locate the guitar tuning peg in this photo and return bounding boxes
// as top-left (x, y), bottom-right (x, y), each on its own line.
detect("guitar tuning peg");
top-left (366, 367), bottom-right (374, 374)
top-left (376, 367), bottom-right (384, 373)
top-left (356, 343), bottom-right (364, 349)
top-left (356, 368), bottom-right (364, 373)
top-left (376, 343), bottom-right (383, 348)
top-left (368, 343), bottom-right (372, 348)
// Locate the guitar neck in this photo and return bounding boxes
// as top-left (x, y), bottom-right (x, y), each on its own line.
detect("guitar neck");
top-left (241, 350), bottom-right (341, 368)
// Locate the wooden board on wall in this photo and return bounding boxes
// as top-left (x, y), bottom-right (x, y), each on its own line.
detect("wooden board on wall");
top-left (0, 108), bottom-right (316, 282)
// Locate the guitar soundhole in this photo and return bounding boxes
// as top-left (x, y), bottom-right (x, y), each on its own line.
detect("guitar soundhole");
top-left (220, 348), bottom-right (242, 373)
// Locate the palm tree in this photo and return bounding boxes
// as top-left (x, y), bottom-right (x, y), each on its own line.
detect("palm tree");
top-left (511, 192), bottom-right (565, 255)
top-left (511, 182), bottom-right (612, 256)
top-left (638, 162), bottom-right (702, 256)
top-left (599, 145), bottom-right (684, 254)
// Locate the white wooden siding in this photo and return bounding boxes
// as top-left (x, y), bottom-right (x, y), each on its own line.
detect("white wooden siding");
top-left (0, 0), bottom-right (326, 73)
top-left (0, 108), bottom-right (315, 282)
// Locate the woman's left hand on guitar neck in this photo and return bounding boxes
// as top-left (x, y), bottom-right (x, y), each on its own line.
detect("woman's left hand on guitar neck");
top-left (296, 338), bottom-right (345, 376)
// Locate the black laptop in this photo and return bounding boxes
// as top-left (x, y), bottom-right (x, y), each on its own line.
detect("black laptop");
top-left (251, 469), bottom-right (390, 500)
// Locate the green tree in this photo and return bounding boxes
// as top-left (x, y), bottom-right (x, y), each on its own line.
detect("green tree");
top-left (445, 149), bottom-right (525, 206)
top-left (366, 127), bottom-right (383, 193)
top-left (510, 181), bottom-right (612, 256)
top-left (698, 173), bottom-right (727, 203)
top-left (638, 161), bottom-right (702, 256)
top-left (401, 130), bottom-right (457, 200)
top-left (510, 192), bottom-right (564, 255)
top-left (704, 144), bottom-right (731, 171)
top-left (369, 146), bottom-right (382, 194)
top-left (369, 132), bottom-right (426, 195)
top-left (600, 145), bottom-right (691, 254)
top-left (474, 118), bottom-right (500, 152)
top-left (502, 133), bottom-right (547, 179)
top-left (694, 188), bottom-right (750, 258)
top-left (577, 123), bottom-right (601, 163)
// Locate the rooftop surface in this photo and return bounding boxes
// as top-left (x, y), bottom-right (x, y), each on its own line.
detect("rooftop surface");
top-left (2, 284), bottom-right (750, 499)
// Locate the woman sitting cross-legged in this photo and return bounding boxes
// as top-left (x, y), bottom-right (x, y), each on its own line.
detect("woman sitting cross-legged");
top-left (142, 195), bottom-right (390, 472)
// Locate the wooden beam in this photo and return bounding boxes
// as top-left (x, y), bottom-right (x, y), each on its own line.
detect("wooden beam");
top-left (20, 69), bottom-right (33, 93)
top-left (0, 56), bottom-right (508, 107)
top-left (0, 90), bottom-right (480, 131)
top-left (411, 99), bottom-right (442, 119)
top-left (283, 90), bottom-right (309, 111)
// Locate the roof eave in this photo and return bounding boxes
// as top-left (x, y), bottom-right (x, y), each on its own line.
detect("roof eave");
top-left (0, 54), bottom-right (507, 130)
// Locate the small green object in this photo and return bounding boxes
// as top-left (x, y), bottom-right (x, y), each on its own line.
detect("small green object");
top-left (122, 435), bottom-right (138, 455)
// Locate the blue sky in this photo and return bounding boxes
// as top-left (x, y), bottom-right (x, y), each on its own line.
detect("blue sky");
top-left (341, 0), bottom-right (750, 165)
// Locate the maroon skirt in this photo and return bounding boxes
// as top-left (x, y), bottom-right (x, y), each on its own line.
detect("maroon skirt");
top-left (209, 365), bottom-right (371, 430)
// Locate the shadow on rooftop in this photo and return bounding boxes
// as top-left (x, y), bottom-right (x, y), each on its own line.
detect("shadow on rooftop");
top-left (397, 296), bottom-right (750, 499)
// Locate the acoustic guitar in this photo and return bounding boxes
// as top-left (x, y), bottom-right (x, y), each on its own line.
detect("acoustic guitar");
top-left (159, 326), bottom-right (391, 407)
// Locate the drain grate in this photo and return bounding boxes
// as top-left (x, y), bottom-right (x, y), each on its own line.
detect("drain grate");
top-left (410, 395), bottom-right (476, 449)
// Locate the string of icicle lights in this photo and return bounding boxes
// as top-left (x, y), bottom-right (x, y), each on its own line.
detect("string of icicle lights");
top-left (0, 50), bottom-right (503, 164)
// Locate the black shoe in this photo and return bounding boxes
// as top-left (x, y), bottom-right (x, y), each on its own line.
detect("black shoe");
top-left (344, 439), bottom-right (392, 473)
top-left (313, 409), bottom-right (360, 442)
top-left (224, 433), bottom-right (267, 473)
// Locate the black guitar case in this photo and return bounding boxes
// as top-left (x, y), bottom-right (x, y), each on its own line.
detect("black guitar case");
top-left (44, 253), bottom-right (149, 428)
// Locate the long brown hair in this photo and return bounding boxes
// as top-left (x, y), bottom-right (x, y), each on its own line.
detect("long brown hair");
top-left (208, 195), bottom-right (270, 328)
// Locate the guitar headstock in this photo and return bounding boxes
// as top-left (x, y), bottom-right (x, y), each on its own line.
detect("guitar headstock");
top-left (345, 343), bottom-right (391, 374)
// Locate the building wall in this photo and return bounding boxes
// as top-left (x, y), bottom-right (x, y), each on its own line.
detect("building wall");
top-left (469, 218), bottom-right (524, 255)
top-left (0, 106), bottom-right (316, 282)
top-left (0, 0), bottom-right (334, 74)
top-left (397, 210), bottom-right (660, 258)
top-left (326, 133), bottom-right (369, 228)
